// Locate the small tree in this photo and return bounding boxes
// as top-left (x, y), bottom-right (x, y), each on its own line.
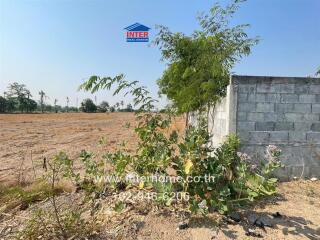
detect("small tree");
top-left (154, 1), bottom-right (258, 117)
top-left (80, 99), bottom-right (97, 113)
top-left (316, 66), bottom-right (320, 76)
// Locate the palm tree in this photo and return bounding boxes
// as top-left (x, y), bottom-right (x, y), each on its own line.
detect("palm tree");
top-left (39, 90), bottom-right (48, 113)
top-left (54, 99), bottom-right (58, 113)
top-left (115, 102), bottom-right (120, 111)
top-left (66, 97), bottom-right (70, 112)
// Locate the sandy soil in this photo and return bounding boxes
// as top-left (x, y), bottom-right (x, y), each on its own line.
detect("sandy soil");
top-left (135, 180), bottom-right (320, 240)
top-left (0, 113), bottom-right (184, 185)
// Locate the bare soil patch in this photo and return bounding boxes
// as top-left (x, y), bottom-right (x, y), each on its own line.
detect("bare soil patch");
top-left (0, 113), bottom-right (184, 185)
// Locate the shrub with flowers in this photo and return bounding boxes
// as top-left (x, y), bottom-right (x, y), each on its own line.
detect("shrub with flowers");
top-left (78, 75), bottom-right (283, 214)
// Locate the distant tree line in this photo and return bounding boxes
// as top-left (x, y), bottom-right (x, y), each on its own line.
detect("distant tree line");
top-left (0, 82), bottom-right (135, 114)
top-left (79, 98), bottom-right (134, 113)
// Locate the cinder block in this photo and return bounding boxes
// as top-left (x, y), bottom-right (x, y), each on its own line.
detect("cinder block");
top-left (238, 103), bottom-right (256, 112)
top-left (295, 84), bottom-right (310, 94)
top-left (257, 83), bottom-right (280, 93)
top-left (238, 84), bottom-right (256, 93)
top-left (299, 94), bottom-right (316, 103)
top-left (305, 166), bottom-right (320, 178)
top-left (247, 112), bottom-right (264, 121)
top-left (290, 166), bottom-right (306, 178)
top-left (304, 113), bottom-right (319, 121)
top-left (237, 130), bottom-right (250, 142)
top-left (284, 113), bottom-right (304, 121)
top-left (289, 131), bottom-right (307, 142)
top-left (280, 94), bottom-right (299, 103)
top-left (294, 122), bottom-right (312, 131)
top-left (275, 122), bottom-right (294, 131)
top-left (311, 123), bottom-right (320, 131)
top-left (237, 121), bottom-right (255, 132)
top-left (255, 93), bottom-right (266, 102)
top-left (276, 103), bottom-right (294, 113)
top-left (316, 95), bottom-right (320, 103)
top-left (237, 112), bottom-right (247, 121)
top-left (256, 103), bottom-right (275, 112)
top-left (265, 93), bottom-right (280, 102)
top-left (249, 131), bottom-right (270, 143)
top-left (264, 113), bottom-right (278, 122)
top-left (277, 113), bottom-right (287, 122)
top-left (269, 131), bottom-right (289, 143)
top-left (293, 103), bottom-right (312, 113)
top-left (238, 93), bottom-right (248, 102)
top-left (247, 93), bottom-right (256, 102)
top-left (256, 122), bottom-right (275, 131)
top-left (312, 104), bottom-right (320, 113)
top-left (280, 84), bottom-right (295, 93)
top-left (307, 132), bottom-right (320, 142)
top-left (309, 84), bottom-right (320, 94)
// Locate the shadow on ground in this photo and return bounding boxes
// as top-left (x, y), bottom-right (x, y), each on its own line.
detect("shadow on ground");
top-left (186, 193), bottom-right (320, 239)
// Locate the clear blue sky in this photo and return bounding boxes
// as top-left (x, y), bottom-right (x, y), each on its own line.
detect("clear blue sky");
top-left (1, 0), bottom-right (319, 108)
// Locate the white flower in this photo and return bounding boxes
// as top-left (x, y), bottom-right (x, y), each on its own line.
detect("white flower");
top-left (198, 200), bottom-right (207, 209)
top-left (237, 152), bottom-right (251, 162)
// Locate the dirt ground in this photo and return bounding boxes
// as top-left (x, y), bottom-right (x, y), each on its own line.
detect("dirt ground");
top-left (0, 113), bottom-right (185, 185)
top-left (0, 113), bottom-right (319, 239)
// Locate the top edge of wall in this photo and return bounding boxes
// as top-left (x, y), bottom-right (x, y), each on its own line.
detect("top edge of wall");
top-left (231, 75), bottom-right (320, 84)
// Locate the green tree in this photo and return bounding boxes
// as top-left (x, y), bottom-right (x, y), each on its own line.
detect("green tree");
top-left (154, 0), bottom-right (258, 115)
top-left (109, 106), bottom-right (115, 112)
top-left (6, 98), bottom-right (16, 112)
top-left (0, 96), bottom-right (7, 113)
top-left (126, 103), bottom-right (133, 112)
top-left (6, 82), bottom-right (33, 112)
top-left (80, 98), bottom-right (97, 113)
top-left (316, 66), bottom-right (320, 76)
top-left (25, 98), bottom-right (37, 112)
top-left (98, 101), bottom-right (109, 112)
top-left (114, 102), bottom-right (120, 111)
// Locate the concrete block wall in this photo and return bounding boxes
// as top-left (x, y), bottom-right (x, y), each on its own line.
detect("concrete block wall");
top-left (233, 76), bottom-right (320, 179)
top-left (191, 75), bottom-right (320, 180)
top-left (208, 97), bottom-right (229, 147)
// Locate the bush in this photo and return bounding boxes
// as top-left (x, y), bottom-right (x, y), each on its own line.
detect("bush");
top-left (173, 126), bottom-right (282, 214)
top-left (78, 75), bottom-right (283, 215)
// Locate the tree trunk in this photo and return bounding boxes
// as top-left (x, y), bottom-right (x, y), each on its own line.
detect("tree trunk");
top-left (185, 112), bottom-right (189, 128)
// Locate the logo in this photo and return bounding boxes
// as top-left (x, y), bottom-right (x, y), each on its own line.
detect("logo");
top-left (124, 23), bottom-right (151, 42)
